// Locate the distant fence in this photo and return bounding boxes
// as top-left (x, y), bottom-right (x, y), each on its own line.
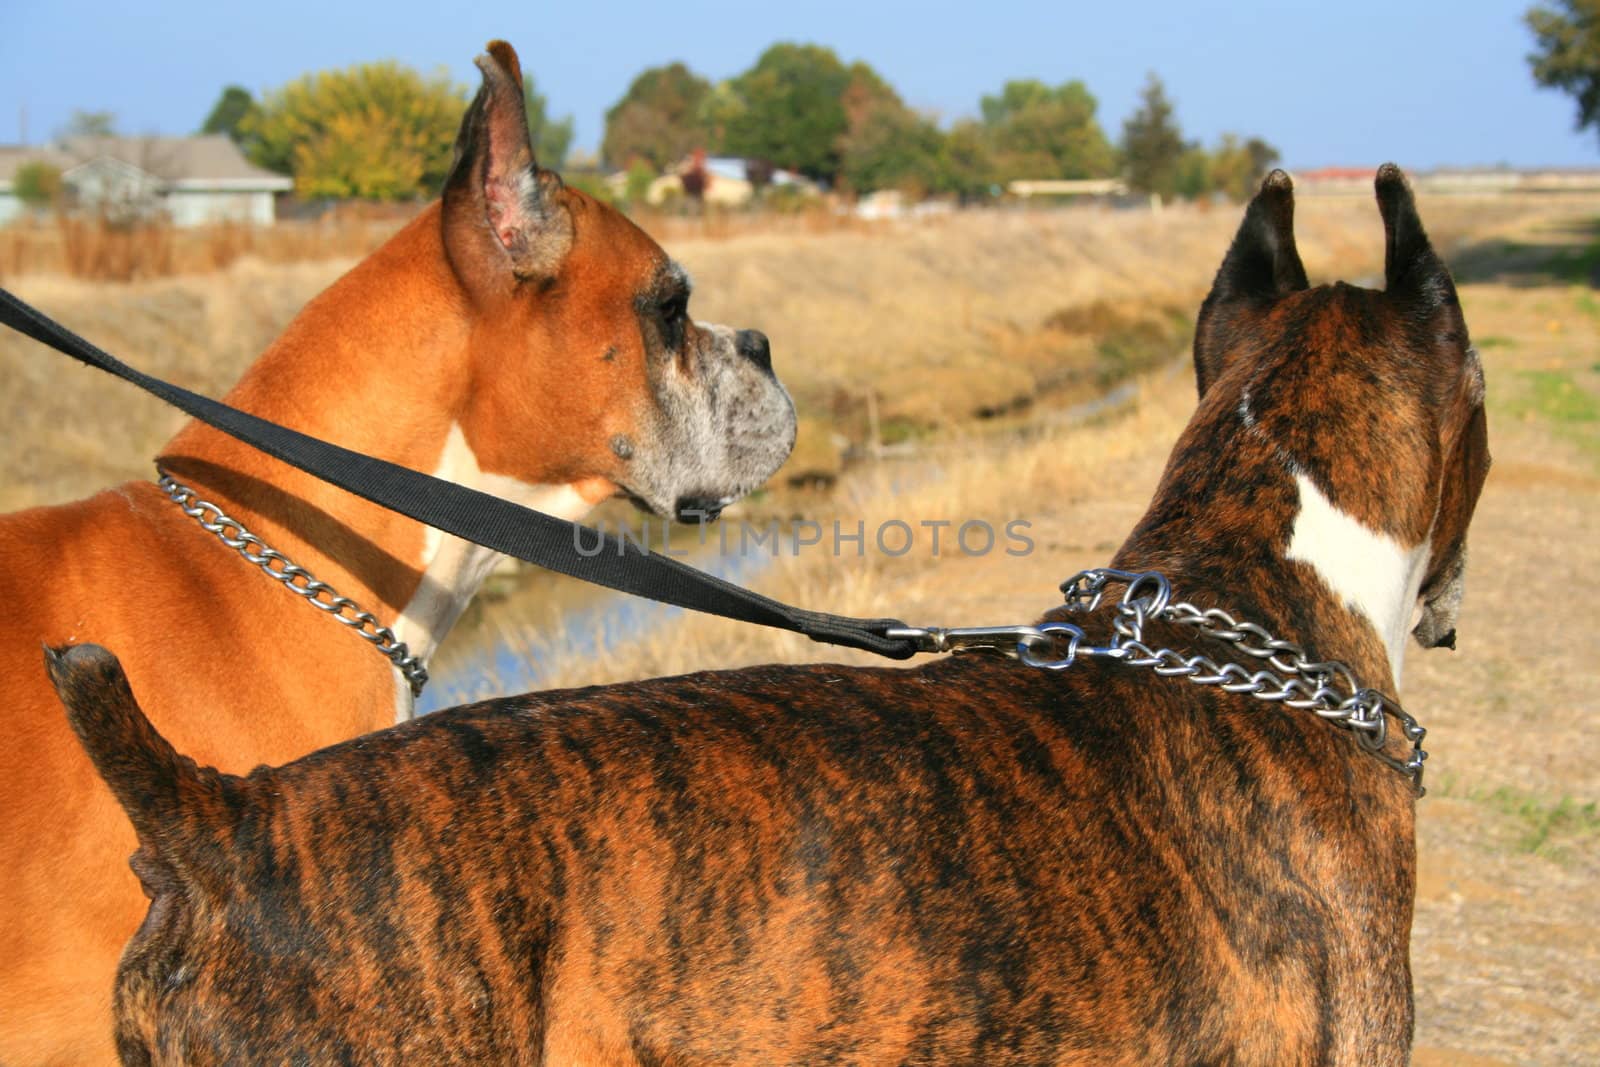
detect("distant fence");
top-left (1009, 171), bottom-right (1600, 201)
top-left (1008, 179), bottom-right (1130, 199)
top-left (1294, 169), bottom-right (1600, 197)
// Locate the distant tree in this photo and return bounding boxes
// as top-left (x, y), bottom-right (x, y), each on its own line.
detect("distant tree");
top-left (200, 86), bottom-right (257, 147)
top-left (697, 80), bottom-right (746, 154)
top-left (602, 63), bottom-right (713, 169)
top-left (1205, 133), bottom-right (1281, 200)
top-left (980, 79), bottom-right (1116, 180)
top-left (523, 76), bottom-right (574, 170)
top-left (1173, 145), bottom-right (1214, 200)
top-left (62, 110), bottom-right (117, 138)
top-left (834, 62), bottom-right (949, 195)
top-left (624, 160), bottom-right (657, 205)
top-left (940, 119), bottom-right (999, 199)
top-left (839, 61), bottom-right (904, 131)
top-left (1245, 137), bottom-right (1280, 182)
top-left (1121, 74), bottom-right (1187, 200)
top-left (242, 61), bottom-right (465, 199)
top-left (1526, 0), bottom-right (1600, 141)
top-left (722, 43), bottom-right (855, 181)
top-left (12, 161), bottom-right (63, 208)
top-left (839, 106), bottom-right (946, 195)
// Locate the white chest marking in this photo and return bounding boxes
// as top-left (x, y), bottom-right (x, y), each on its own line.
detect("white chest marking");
top-left (1284, 473), bottom-right (1431, 684)
top-left (390, 424), bottom-right (597, 722)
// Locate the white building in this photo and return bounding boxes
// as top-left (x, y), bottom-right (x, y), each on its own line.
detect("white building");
top-left (607, 156), bottom-right (821, 207)
top-left (0, 135), bottom-right (292, 226)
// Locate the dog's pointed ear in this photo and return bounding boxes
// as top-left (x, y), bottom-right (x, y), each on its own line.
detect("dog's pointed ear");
top-left (442, 40), bottom-right (573, 295)
top-left (1193, 169), bottom-right (1309, 396)
top-left (1375, 163), bottom-right (1458, 313)
top-left (43, 644), bottom-right (239, 895)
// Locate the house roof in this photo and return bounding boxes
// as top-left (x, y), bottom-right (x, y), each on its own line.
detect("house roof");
top-left (0, 135), bottom-right (291, 190)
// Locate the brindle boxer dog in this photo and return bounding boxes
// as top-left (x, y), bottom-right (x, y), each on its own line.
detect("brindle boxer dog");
top-left (49, 167), bottom-right (1488, 1066)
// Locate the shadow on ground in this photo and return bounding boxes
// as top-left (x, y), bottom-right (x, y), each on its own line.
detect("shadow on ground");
top-left (1446, 213), bottom-right (1600, 288)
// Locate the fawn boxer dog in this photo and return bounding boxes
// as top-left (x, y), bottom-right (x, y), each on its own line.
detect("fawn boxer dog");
top-left (3, 40), bottom-right (795, 1065)
top-left (49, 167), bottom-right (1488, 1065)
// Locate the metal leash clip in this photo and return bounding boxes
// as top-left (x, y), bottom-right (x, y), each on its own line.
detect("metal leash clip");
top-left (884, 623), bottom-right (1106, 669)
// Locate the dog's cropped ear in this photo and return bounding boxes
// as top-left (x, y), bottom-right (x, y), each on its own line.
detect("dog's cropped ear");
top-left (1382, 160), bottom-right (1465, 342)
top-left (442, 40), bottom-right (574, 296)
top-left (43, 644), bottom-right (239, 896)
top-left (1193, 169), bottom-right (1309, 396)
top-left (1376, 163), bottom-right (1459, 315)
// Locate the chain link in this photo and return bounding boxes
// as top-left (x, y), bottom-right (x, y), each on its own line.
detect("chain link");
top-left (890, 568), bottom-right (1427, 793)
top-left (1057, 568), bottom-right (1425, 792)
top-left (155, 470), bottom-right (429, 696)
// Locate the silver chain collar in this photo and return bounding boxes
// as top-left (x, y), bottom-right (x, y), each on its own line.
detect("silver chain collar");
top-left (887, 568), bottom-right (1427, 794)
top-left (155, 470), bottom-right (429, 696)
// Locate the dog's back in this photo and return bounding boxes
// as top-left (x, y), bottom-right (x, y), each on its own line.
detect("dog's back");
top-left (51, 644), bottom-right (1412, 1066)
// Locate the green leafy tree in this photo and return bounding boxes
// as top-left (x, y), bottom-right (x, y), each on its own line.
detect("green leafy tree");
top-left (1207, 134), bottom-right (1281, 200)
top-left (62, 110), bottom-right (117, 138)
top-left (1121, 73), bottom-right (1187, 199)
top-left (241, 60), bottom-right (466, 199)
top-left (1527, 0), bottom-right (1600, 140)
top-left (980, 79), bottom-right (1116, 180)
top-left (523, 77), bottom-right (573, 170)
top-left (200, 86), bottom-right (257, 147)
top-left (12, 161), bottom-right (63, 208)
top-left (602, 63), bottom-right (713, 169)
top-left (940, 120), bottom-right (999, 199)
top-left (624, 160), bottom-right (657, 205)
top-left (1173, 145), bottom-right (1214, 200)
top-left (722, 43), bottom-right (854, 181)
top-left (839, 106), bottom-right (946, 195)
top-left (835, 63), bottom-right (945, 194)
top-left (839, 60), bottom-right (903, 131)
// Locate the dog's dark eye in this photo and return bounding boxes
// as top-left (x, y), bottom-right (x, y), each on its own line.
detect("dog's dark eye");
top-left (658, 295), bottom-right (688, 348)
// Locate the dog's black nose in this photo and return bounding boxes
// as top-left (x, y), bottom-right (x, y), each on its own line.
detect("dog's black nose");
top-left (735, 329), bottom-right (772, 374)
top-left (674, 496), bottom-right (725, 524)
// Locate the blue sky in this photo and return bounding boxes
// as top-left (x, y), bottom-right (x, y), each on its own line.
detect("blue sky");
top-left (3, 0), bottom-right (1593, 170)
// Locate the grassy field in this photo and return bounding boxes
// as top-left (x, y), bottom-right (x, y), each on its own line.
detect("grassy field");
top-left (3, 193), bottom-right (1596, 1063)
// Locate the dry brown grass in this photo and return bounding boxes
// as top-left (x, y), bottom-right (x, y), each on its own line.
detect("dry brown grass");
top-left (0, 208), bottom-right (415, 283)
top-left (0, 194), bottom-right (1577, 508)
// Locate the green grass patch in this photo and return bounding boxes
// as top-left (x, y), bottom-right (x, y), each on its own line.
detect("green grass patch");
top-left (1434, 776), bottom-right (1600, 860)
top-left (1488, 790), bottom-right (1600, 858)
top-left (1093, 311), bottom-right (1194, 389)
top-left (1514, 369), bottom-right (1600, 425)
top-left (1501, 369), bottom-right (1600, 468)
top-left (1475, 335), bottom-right (1518, 350)
top-left (1575, 289), bottom-right (1600, 323)
top-left (878, 415), bottom-right (931, 446)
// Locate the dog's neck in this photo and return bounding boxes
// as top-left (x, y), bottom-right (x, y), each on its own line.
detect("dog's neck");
top-left (389, 424), bottom-right (594, 671)
top-left (1282, 468), bottom-right (1431, 683)
top-left (158, 204), bottom-right (599, 716)
top-left (1111, 386), bottom-right (1430, 692)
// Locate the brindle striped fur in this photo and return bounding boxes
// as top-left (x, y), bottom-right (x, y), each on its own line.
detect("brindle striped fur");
top-left (48, 166), bottom-right (1488, 1066)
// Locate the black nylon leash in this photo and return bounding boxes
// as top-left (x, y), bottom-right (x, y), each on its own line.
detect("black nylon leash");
top-left (0, 287), bottom-right (918, 660)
